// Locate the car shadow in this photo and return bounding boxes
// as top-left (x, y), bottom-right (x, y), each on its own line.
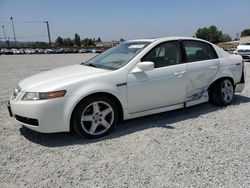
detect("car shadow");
top-left (20, 94), bottom-right (250, 147)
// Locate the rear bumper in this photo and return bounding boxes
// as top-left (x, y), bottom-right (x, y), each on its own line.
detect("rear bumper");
top-left (235, 83), bottom-right (245, 93)
top-left (235, 65), bottom-right (246, 93)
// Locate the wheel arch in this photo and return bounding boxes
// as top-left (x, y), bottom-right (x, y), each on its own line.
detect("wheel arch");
top-left (69, 92), bottom-right (124, 132)
top-left (208, 76), bottom-right (235, 91)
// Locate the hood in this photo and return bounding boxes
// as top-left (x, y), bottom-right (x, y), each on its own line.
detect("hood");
top-left (19, 64), bottom-right (109, 91)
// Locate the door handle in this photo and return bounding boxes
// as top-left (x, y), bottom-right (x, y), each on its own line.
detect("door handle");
top-left (174, 72), bottom-right (181, 76)
top-left (210, 66), bottom-right (218, 69)
top-left (174, 71), bottom-right (186, 77)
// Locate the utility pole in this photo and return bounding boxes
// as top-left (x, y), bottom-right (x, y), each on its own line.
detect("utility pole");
top-left (236, 33), bottom-right (239, 40)
top-left (7, 36), bottom-right (10, 46)
top-left (44, 21), bottom-right (51, 45)
top-left (10, 17), bottom-right (16, 42)
top-left (2, 25), bottom-right (7, 43)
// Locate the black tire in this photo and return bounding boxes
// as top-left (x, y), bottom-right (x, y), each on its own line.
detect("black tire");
top-left (209, 79), bottom-right (234, 106)
top-left (71, 95), bottom-right (118, 139)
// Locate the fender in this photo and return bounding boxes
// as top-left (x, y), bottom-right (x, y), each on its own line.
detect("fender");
top-left (63, 83), bottom-right (127, 130)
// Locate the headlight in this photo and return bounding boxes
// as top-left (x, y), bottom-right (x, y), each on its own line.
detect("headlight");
top-left (22, 90), bottom-right (66, 101)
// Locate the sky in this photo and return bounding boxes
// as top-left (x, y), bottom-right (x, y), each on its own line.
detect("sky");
top-left (0, 0), bottom-right (250, 42)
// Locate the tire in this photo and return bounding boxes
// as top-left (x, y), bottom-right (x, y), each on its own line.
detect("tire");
top-left (71, 95), bottom-right (118, 139)
top-left (209, 79), bottom-right (234, 106)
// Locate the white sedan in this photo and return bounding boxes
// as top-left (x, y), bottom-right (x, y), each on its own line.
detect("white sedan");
top-left (8, 37), bottom-right (245, 138)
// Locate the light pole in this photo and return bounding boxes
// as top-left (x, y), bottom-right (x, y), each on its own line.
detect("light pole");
top-left (2, 25), bottom-right (7, 43)
top-left (10, 17), bottom-right (16, 42)
top-left (44, 21), bottom-right (51, 45)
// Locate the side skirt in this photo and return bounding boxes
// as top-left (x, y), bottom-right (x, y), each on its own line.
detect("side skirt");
top-left (124, 103), bottom-right (184, 120)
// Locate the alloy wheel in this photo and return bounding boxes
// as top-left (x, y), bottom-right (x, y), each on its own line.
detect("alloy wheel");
top-left (221, 80), bottom-right (234, 103)
top-left (80, 101), bottom-right (114, 135)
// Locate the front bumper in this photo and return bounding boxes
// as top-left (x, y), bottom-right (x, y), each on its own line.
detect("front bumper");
top-left (7, 101), bottom-right (13, 117)
top-left (9, 96), bottom-right (70, 133)
top-left (238, 53), bottom-right (250, 60)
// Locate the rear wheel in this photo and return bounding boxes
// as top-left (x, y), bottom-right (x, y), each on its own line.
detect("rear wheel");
top-left (71, 95), bottom-right (118, 138)
top-left (209, 79), bottom-right (234, 106)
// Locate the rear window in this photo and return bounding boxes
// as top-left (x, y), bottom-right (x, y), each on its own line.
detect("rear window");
top-left (183, 41), bottom-right (218, 62)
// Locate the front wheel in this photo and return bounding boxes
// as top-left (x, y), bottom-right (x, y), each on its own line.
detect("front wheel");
top-left (71, 95), bottom-right (118, 138)
top-left (209, 79), bottom-right (234, 106)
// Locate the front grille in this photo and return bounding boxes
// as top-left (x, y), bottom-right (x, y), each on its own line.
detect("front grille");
top-left (242, 55), bottom-right (250, 59)
top-left (238, 49), bottom-right (250, 53)
top-left (15, 115), bottom-right (39, 126)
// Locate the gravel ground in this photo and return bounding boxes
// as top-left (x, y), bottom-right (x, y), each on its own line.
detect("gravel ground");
top-left (0, 54), bottom-right (250, 188)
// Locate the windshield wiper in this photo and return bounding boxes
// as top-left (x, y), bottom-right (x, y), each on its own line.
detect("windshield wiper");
top-left (82, 63), bottom-right (116, 70)
top-left (98, 65), bottom-right (117, 70)
top-left (82, 63), bottom-right (97, 68)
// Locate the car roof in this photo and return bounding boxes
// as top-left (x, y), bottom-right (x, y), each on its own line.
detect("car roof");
top-left (127, 37), bottom-right (211, 44)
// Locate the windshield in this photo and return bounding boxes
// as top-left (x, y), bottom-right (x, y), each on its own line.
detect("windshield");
top-left (82, 42), bottom-right (150, 70)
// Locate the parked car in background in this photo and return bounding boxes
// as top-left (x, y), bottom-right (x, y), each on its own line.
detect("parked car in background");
top-left (53, 48), bottom-right (64, 54)
top-left (0, 47), bottom-right (105, 55)
top-left (1, 48), bottom-right (13, 55)
top-left (12, 49), bottom-right (25, 55)
top-left (91, 48), bottom-right (102, 53)
top-left (35, 48), bottom-right (45, 54)
top-left (85, 48), bottom-right (93, 53)
top-left (24, 48), bottom-right (36, 54)
top-left (234, 42), bottom-right (250, 61)
top-left (8, 37), bottom-right (245, 138)
top-left (72, 48), bottom-right (79, 53)
top-left (63, 48), bottom-right (73, 53)
top-left (79, 48), bottom-right (87, 53)
top-left (44, 49), bottom-right (53, 54)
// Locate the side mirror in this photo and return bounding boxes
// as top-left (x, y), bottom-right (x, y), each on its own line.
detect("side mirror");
top-left (132, 61), bottom-right (154, 73)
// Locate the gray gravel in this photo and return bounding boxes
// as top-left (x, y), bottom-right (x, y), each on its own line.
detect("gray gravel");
top-left (0, 54), bottom-right (250, 188)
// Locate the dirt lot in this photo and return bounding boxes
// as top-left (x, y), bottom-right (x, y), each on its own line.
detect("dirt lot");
top-left (0, 54), bottom-right (250, 187)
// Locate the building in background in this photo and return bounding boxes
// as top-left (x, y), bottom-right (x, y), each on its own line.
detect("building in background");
top-left (240, 36), bottom-right (250, 44)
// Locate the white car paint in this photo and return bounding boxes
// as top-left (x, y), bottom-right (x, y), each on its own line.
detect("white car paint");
top-left (9, 37), bottom-right (245, 133)
top-left (127, 63), bottom-right (187, 113)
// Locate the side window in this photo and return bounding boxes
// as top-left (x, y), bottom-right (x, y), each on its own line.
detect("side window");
top-left (183, 41), bottom-right (218, 62)
top-left (142, 41), bottom-right (181, 68)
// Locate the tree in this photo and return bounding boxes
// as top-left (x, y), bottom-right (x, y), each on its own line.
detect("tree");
top-left (81, 38), bottom-right (96, 46)
top-left (31, 42), bottom-right (49, 48)
top-left (63, 38), bottom-right (73, 46)
top-left (74, 33), bottom-right (81, 46)
top-left (96, 37), bottom-right (102, 42)
top-left (55, 36), bottom-right (63, 46)
top-left (195, 25), bottom-right (231, 43)
top-left (221, 34), bottom-right (232, 42)
top-left (195, 27), bottom-right (210, 41)
top-left (241, 29), bottom-right (250, 37)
